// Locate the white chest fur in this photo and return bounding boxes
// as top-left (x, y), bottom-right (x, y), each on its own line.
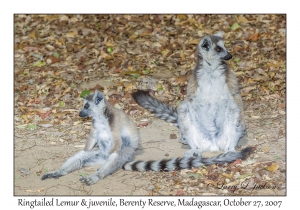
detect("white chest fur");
top-left (197, 66), bottom-right (228, 100)
top-left (193, 67), bottom-right (240, 138)
top-left (92, 116), bottom-right (113, 151)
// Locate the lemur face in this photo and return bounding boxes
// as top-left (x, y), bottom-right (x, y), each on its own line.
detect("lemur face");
top-left (198, 31), bottom-right (232, 64)
top-left (79, 91), bottom-right (105, 118)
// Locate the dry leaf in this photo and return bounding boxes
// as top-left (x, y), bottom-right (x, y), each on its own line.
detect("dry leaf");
top-left (22, 115), bottom-right (29, 124)
top-left (233, 45), bottom-right (243, 53)
top-left (251, 116), bottom-right (261, 119)
top-left (74, 145), bottom-right (85, 148)
top-left (25, 188), bottom-right (44, 193)
top-left (247, 78), bottom-right (254, 83)
top-left (180, 51), bottom-right (185, 59)
top-left (130, 32), bottom-right (139, 39)
top-left (191, 168), bottom-right (199, 173)
top-left (137, 122), bottom-right (148, 127)
top-left (222, 173), bottom-right (234, 179)
top-left (37, 110), bottom-right (52, 119)
top-left (241, 86), bottom-right (256, 93)
top-left (277, 103), bottom-right (286, 108)
top-left (262, 145), bottom-right (269, 153)
top-left (204, 180), bottom-right (216, 186)
top-left (262, 86), bottom-right (270, 94)
top-left (38, 121), bottom-right (53, 128)
top-left (177, 14), bottom-right (187, 20)
top-left (63, 87), bottom-right (71, 95)
top-left (43, 15), bottom-right (59, 22)
top-left (124, 71), bottom-right (142, 75)
top-left (225, 181), bottom-right (240, 186)
top-left (198, 168), bottom-right (208, 176)
top-left (266, 163), bottom-right (279, 172)
top-left (29, 31), bottom-right (36, 39)
top-left (202, 193), bottom-right (217, 195)
top-left (233, 71), bottom-right (245, 76)
top-left (66, 31), bottom-right (77, 38)
top-left (237, 15), bottom-right (249, 23)
top-left (230, 158), bottom-right (242, 166)
top-left (279, 110), bottom-right (286, 115)
top-left (105, 41), bottom-right (115, 47)
top-left (125, 83), bottom-right (134, 92)
top-left (91, 84), bottom-right (104, 92)
top-left (248, 33), bottom-right (259, 41)
top-left (176, 189), bottom-right (184, 196)
top-left (270, 72), bottom-right (275, 78)
top-left (186, 39), bottom-right (199, 45)
top-left (175, 76), bottom-right (188, 86)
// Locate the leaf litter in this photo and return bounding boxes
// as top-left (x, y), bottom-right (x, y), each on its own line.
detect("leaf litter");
top-left (14, 14), bottom-right (285, 195)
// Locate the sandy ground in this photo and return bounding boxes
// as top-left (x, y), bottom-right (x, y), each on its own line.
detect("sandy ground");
top-left (14, 110), bottom-right (285, 196)
top-left (15, 117), bottom-right (190, 195)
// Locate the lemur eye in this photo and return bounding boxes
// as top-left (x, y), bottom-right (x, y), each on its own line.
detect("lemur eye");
top-left (216, 46), bottom-right (222, 52)
top-left (84, 103), bottom-right (89, 109)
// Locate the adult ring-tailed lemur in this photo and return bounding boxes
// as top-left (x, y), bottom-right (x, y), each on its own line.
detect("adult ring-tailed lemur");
top-left (132, 31), bottom-right (249, 159)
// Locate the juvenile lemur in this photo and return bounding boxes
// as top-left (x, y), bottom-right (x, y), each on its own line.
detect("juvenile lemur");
top-left (41, 91), bottom-right (140, 185)
top-left (132, 31), bottom-right (248, 159)
top-left (41, 91), bottom-right (251, 180)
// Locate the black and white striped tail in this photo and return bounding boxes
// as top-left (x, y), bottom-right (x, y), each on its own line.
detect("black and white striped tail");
top-left (122, 147), bottom-right (253, 172)
top-left (132, 90), bottom-right (178, 126)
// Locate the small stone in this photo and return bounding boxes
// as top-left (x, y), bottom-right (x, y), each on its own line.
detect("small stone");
top-left (19, 168), bottom-right (30, 175)
top-left (222, 189), bottom-right (228, 194)
top-left (46, 58), bottom-right (52, 64)
top-left (45, 44), bottom-right (55, 51)
top-left (146, 185), bottom-right (155, 191)
top-left (202, 193), bottom-right (217, 195)
top-left (279, 110), bottom-right (285, 115)
top-left (135, 175), bottom-right (143, 179)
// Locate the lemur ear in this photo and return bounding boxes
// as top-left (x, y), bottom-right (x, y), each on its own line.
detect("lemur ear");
top-left (214, 31), bottom-right (223, 38)
top-left (93, 90), bottom-right (104, 105)
top-left (201, 38), bottom-right (210, 51)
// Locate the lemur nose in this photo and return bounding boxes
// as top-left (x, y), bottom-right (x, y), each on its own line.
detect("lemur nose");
top-left (223, 53), bottom-right (232, 61)
top-left (79, 111), bottom-right (84, 117)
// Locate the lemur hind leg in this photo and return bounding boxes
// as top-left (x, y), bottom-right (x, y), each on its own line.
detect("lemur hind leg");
top-left (79, 147), bottom-right (135, 186)
top-left (41, 150), bottom-right (107, 180)
top-left (177, 101), bottom-right (203, 158)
